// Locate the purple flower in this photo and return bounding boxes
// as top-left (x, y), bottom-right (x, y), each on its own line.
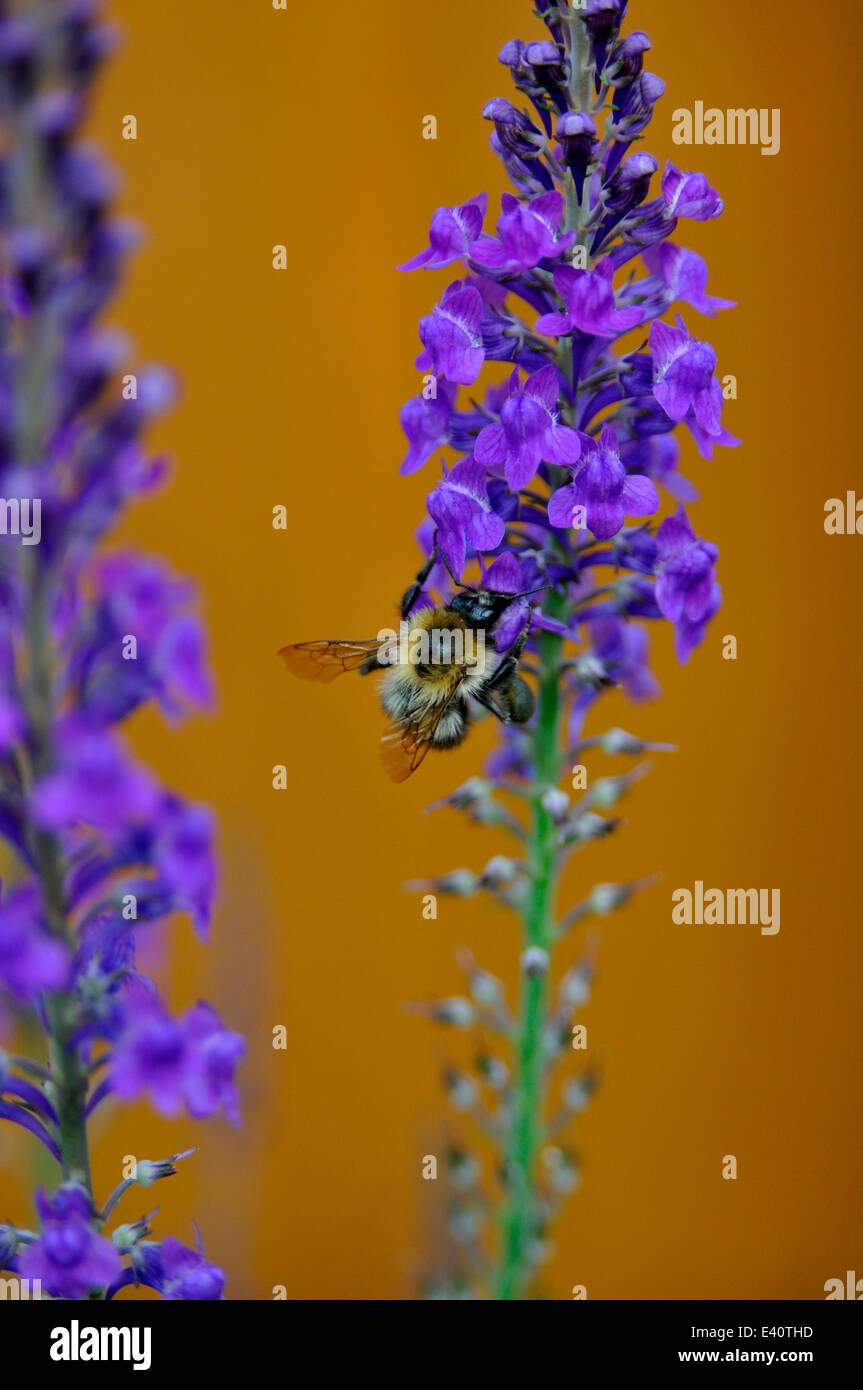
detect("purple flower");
top-left (648, 242), bottom-right (735, 316)
top-left (416, 280), bottom-right (485, 385)
top-left (621, 432), bottom-right (697, 503)
top-left (0, 885), bottom-right (68, 1002)
top-left (675, 581), bottom-right (722, 664)
top-left (470, 190), bottom-right (575, 274)
top-left (181, 1001), bottom-right (245, 1127)
top-left (154, 799), bottom-right (218, 939)
top-left (648, 315), bottom-right (739, 459)
top-left (79, 552), bottom-right (214, 719)
top-left (399, 193), bottom-right (487, 271)
top-left (474, 364), bottom-right (581, 490)
top-left (32, 724), bottom-right (159, 833)
top-left (94, 552), bottom-right (191, 641)
top-left (484, 553), bottom-right (536, 651)
top-left (399, 380), bottom-right (455, 475)
top-left (19, 1186), bottom-right (121, 1300)
top-left (649, 314), bottom-right (723, 433)
top-left (536, 257), bottom-right (644, 338)
top-left (153, 615), bottom-right (214, 713)
top-left (586, 616), bottom-right (659, 700)
top-left (111, 997), bottom-right (244, 1124)
top-left (661, 161), bottom-right (724, 221)
top-left (110, 998), bottom-right (187, 1116)
top-left (427, 456), bottom-right (506, 578)
top-left (138, 1236), bottom-right (225, 1301)
top-left (548, 423), bottom-right (659, 540)
top-left (655, 506), bottom-right (719, 623)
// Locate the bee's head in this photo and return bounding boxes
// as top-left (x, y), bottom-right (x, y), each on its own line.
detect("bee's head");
top-left (450, 580), bottom-right (548, 626)
top-left (449, 586), bottom-right (511, 626)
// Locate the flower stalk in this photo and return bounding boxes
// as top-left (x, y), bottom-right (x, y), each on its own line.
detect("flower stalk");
top-left (497, 595), bottom-right (565, 1299)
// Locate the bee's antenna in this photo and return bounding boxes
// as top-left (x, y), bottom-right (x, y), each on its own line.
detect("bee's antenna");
top-left (428, 533), bottom-right (549, 602)
top-left (508, 582), bottom-right (551, 600)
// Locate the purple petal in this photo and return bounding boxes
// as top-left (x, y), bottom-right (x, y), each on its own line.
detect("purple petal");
top-left (620, 473), bottom-right (660, 517)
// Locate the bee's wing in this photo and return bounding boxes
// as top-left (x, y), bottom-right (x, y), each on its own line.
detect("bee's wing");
top-left (278, 639), bottom-right (389, 684)
top-left (380, 677), bottom-right (466, 783)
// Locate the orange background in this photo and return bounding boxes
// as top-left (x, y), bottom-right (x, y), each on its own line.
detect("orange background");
top-left (2, 0), bottom-right (862, 1299)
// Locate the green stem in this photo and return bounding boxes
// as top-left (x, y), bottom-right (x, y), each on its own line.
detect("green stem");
top-left (495, 590), bottom-right (566, 1300)
top-left (494, 12), bottom-right (593, 1296)
top-left (7, 11), bottom-right (95, 1200)
top-left (25, 583), bottom-right (94, 1196)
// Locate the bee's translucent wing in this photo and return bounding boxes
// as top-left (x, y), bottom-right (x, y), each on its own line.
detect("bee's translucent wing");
top-left (380, 678), bottom-right (465, 783)
top-left (278, 639), bottom-right (388, 684)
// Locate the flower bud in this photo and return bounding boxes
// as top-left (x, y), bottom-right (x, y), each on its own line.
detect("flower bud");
top-left (540, 788), bottom-right (569, 823)
top-left (475, 1052), bottom-right (509, 1091)
top-left (483, 98), bottom-right (545, 161)
top-left (441, 777), bottom-right (489, 811)
top-left (524, 39), bottom-right (568, 96)
top-left (112, 1212), bottom-right (153, 1250)
top-left (563, 1071), bottom-right (598, 1112)
top-left (446, 1146), bottom-right (480, 1189)
top-left (560, 812), bottom-right (618, 849)
top-left (590, 770), bottom-right (641, 809)
top-left (443, 1068), bottom-right (479, 1111)
top-left (431, 997), bottom-right (475, 1027)
top-left (556, 112), bottom-right (597, 199)
top-left (133, 1146), bottom-right (196, 1187)
top-left (604, 31), bottom-right (650, 87)
top-left (521, 946), bottom-right (550, 978)
top-left (479, 855), bottom-right (518, 890)
top-left (559, 958), bottom-right (595, 1008)
top-left (601, 151), bottom-right (658, 220)
top-left (572, 654), bottom-right (612, 690)
top-left (610, 72), bottom-right (665, 143)
top-left (458, 950), bottom-right (505, 1008)
top-left (601, 727), bottom-right (646, 755)
top-left (542, 1145), bottom-right (582, 1194)
top-left (589, 881), bottom-right (631, 914)
top-left (583, 0), bottom-right (625, 46)
top-left (438, 869), bottom-right (478, 896)
top-left (448, 1203), bottom-right (480, 1245)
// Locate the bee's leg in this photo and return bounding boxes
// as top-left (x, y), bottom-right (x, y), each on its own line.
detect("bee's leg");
top-left (472, 686), bottom-right (512, 724)
top-left (485, 615), bottom-right (532, 692)
top-left (400, 548), bottom-right (437, 619)
top-left (402, 532), bottom-right (471, 617)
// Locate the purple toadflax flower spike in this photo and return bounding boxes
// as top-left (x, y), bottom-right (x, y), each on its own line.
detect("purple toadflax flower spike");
top-left (393, 0), bottom-right (738, 1301)
top-left (0, 0), bottom-right (243, 1300)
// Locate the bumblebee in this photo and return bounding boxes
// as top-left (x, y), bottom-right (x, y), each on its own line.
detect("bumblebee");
top-left (279, 547), bottom-right (542, 782)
